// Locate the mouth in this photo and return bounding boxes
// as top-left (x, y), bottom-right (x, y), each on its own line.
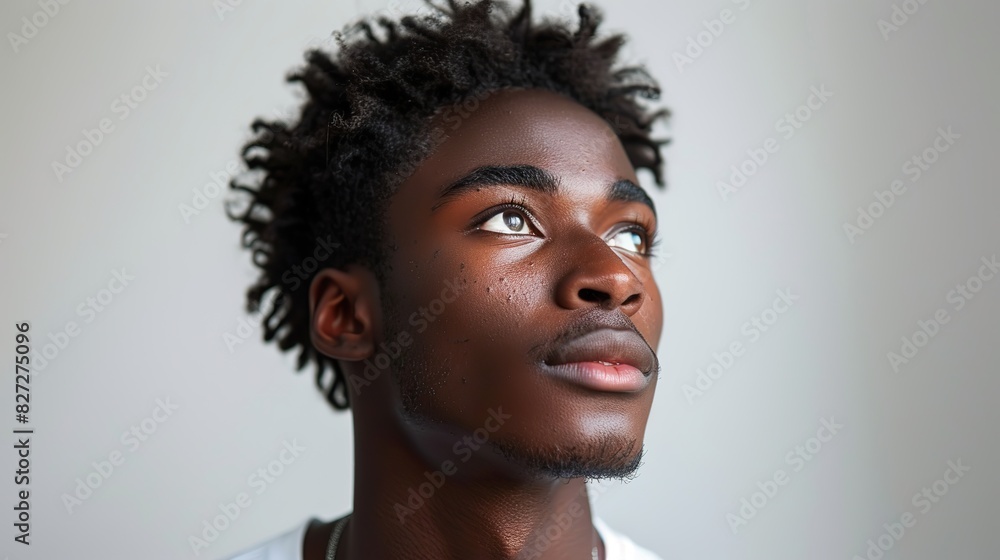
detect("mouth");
top-left (540, 328), bottom-right (656, 393)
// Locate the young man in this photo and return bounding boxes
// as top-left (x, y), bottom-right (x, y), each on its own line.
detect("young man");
top-left (224, 0), bottom-right (669, 558)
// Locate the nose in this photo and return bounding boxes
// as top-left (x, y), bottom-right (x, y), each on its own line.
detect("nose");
top-left (553, 232), bottom-right (646, 316)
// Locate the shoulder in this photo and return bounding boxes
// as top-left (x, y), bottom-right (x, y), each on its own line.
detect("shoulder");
top-left (220, 518), bottom-right (314, 560)
top-left (593, 516), bottom-right (664, 560)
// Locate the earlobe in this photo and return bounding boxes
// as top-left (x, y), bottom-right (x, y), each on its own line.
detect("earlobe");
top-left (308, 265), bottom-right (380, 361)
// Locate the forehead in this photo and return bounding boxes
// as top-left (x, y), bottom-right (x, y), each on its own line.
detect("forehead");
top-left (399, 88), bottom-right (638, 195)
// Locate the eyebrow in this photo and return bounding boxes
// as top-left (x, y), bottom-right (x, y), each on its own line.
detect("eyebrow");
top-left (430, 164), bottom-right (657, 218)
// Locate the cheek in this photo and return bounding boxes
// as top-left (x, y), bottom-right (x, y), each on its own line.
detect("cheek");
top-left (379, 245), bottom-right (489, 365)
top-left (638, 276), bottom-right (664, 352)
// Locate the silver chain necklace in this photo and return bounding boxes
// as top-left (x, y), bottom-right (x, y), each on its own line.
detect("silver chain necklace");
top-left (324, 514), bottom-right (350, 560)
top-left (324, 514), bottom-right (601, 559)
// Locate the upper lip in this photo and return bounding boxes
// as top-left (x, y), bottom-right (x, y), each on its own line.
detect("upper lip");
top-left (543, 328), bottom-right (656, 376)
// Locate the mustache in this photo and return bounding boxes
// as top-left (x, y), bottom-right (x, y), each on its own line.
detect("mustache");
top-left (529, 308), bottom-right (659, 373)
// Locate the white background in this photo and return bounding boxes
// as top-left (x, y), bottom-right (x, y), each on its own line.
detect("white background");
top-left (1, 0), bottom-right (998, 558)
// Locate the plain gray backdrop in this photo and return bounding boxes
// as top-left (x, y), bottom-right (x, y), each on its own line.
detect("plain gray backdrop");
top-left (1, 0), bottom-right (998, 558)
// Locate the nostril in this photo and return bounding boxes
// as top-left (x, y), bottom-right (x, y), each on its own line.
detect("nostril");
top-left (578, 288), bottom-right (607, 303)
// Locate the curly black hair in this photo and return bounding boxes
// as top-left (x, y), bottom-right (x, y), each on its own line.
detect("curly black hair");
top-left (226, 0), bottom-right (670, 411)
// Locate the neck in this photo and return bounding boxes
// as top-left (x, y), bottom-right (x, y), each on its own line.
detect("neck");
top-left (340, 402), bottom-right (603, 560)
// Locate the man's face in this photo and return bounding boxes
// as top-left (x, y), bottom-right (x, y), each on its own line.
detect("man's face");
top-left (377, 87), bottom-right (663, 480)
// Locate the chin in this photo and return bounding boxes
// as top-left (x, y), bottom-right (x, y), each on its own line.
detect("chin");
top-left (491, 431), bottom-right (646, 482)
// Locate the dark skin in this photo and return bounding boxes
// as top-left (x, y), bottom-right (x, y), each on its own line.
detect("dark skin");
top-left (303, 88), bottom-right (663, 559)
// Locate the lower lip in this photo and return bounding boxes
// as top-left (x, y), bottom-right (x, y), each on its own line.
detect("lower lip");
top-left (540, 362), bottom-right (649, 392)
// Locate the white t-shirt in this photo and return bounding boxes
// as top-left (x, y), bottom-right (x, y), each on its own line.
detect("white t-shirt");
top-left (223, 515), bottom-right (662, 560)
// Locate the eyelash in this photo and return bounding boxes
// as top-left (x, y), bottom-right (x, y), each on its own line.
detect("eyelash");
top-left (472, 195), bottom-right (661, 258)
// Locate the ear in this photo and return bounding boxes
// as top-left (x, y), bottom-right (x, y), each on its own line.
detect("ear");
top-left (308, 264), bottom-right (381, 361)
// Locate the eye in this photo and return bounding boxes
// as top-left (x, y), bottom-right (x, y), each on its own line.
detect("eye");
top-left (608, 229), bottom-right (646, 255)
top-left (472, 194), bottom-right (537, 236)
top-left (479, 209), bottom-right (533, 235)
top-left (607, 222), bottom-right (660, 258)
